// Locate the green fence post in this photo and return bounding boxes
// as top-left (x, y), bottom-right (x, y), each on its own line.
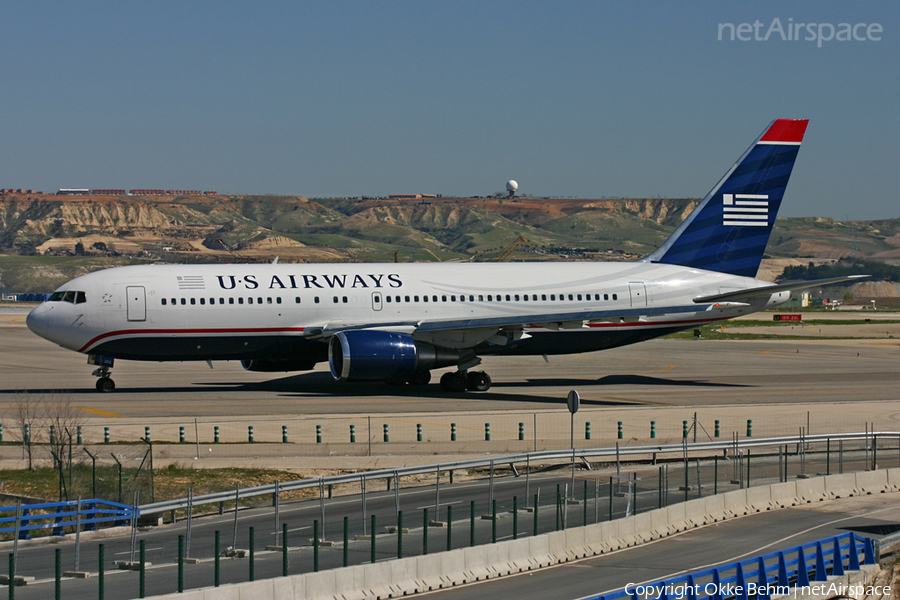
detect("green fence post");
top-left (746, 419), bottom-right (752, 437)
top-left (715, 420), bottom-right (720, 438)
top-left (651, 421), bottom-right (656, 439)
top-left (371, 515), bottom-right (377, 563)
top-left (139, 539), bottom-right (145, 598)
top-left (485, 423), bottom-right (491, 441)
top-left (519, 423), bottom-right (524, 441)
top-left (513, 496), bottom-right (518, 539)
top-left (417, 424), bottom-right (422, 442)
top-left (214, 531), bottom-right (220, 587)
top-left (104, 426), bottom-right (109, 443)
top-left (76, 425), bottom-right (82, 445)
top-left (98, 543), bottom-right (105, 600)
top-left (451, 423), bottom-right (457, 442)
top-left (350, 424), bottom-right (356, 443)
top-left (282, 426), bottom-right (288, 443)
top-left (447, 505), bottom-right (453, 551)
top-left (342, 517), bottom-right (348, 567)
top-left (248, 426), bottom-right (254, 443)
top-left (682, 420), bottom-right (688, 439)
top-left (383, 424), bottom-right (389, 442)
top-left (214, 426), bottom-right (219, 443)
top-left (316, 425), bottom-right (322, 444)
top-left (144, 426), bottom-right (150, 442)
top-left (585, 422), bottom-right (591, 440)
top-left (179, 426), bottom-right (185, 443)
top-left (617, 421), bottom-right (623, 439)
top-left (178, 535), bottom-right (184, 593)
top-left (55, 548), bottom-right (60, 600)
top-left (249, 526), bottom-right (255, 581)
top-left (50, 425), bottom-right (56, 445)
top-left (0, 423), bottom-right (3, 442)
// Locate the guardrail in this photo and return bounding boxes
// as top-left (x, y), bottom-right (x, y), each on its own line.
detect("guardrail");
top-left (0, 499), bottom-right (136, 538)
top-left (139, 430), bottom-right (899, 516)
top-left (589, 532), bottom-right (877, 600)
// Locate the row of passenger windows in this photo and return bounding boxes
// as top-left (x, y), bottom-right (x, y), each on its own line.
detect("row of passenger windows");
top-left (382, 292), bottom-right (618, 303)
top-left (159, 292), bottom-right (619, 307)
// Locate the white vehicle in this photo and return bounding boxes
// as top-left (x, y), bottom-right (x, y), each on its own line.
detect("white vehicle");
top-left (26, 119), bottom-right (864, 392)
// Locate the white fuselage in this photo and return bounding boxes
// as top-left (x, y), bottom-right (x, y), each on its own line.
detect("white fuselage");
top-left (26, 261), bottom-right (788, 364)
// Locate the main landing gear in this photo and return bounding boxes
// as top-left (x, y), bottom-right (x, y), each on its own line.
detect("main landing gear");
top-left (439, 370), bottom-right (492, 392)
top-left (89, 355), bottom-right (116, 393)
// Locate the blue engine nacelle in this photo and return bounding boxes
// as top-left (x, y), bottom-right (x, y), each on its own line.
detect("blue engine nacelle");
top-left (328, 330), bottom-right (458, 382)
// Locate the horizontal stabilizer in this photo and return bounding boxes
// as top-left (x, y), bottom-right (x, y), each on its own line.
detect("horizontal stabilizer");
top-left (692, 275), bottom-right (870, 304)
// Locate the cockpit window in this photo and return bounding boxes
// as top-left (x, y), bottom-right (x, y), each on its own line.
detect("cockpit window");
top-left (47, 291), bottom-right (86, 304)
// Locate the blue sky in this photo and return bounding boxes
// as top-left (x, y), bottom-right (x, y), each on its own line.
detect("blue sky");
top-left (2, 1), bottom-right (897, 219)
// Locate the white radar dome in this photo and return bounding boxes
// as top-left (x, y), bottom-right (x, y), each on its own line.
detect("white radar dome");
top-left (506, 180), bottom-right (518, 192)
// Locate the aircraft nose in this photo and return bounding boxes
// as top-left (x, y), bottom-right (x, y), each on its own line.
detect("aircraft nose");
top-left (26, 303), bottom-right (51, 339)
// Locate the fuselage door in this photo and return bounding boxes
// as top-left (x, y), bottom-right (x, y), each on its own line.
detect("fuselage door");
top-left (126, 286), bottom-right (146, 321)
top-left (628, 282), bottom-right (648, 308)
top-left (372, 291), bottom-right (383, 311)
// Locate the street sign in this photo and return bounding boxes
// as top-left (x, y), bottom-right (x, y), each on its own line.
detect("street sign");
top-left (566, 390), bottom-right (580, 414)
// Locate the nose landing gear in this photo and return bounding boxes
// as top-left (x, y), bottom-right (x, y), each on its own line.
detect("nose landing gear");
top-left (88, 355), bottom-right (116, 393)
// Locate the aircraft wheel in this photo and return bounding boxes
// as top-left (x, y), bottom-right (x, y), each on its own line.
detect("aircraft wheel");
top-left (96, 377), bottom-right (116, 393)
top-left (440, 371), bottom-right (467, 392)
top-left (408, 370), bottom-right (431, 386)
top-left (466, 371), bottom-right (492, 392)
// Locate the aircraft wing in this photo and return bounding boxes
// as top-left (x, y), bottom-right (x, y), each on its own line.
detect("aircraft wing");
top-left (306, 303), bottom-right (711, 339)
top-left (692, 275), bottom-right (869, 304)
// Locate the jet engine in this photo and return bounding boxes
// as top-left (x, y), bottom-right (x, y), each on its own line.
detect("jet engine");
top-left (241, 358), bottom-right (318, 372)
top-left (328, 330), bottom-right (459, 381)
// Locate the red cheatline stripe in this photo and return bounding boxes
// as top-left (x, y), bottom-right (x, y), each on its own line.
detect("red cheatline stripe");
top-left (760, 119), bottom-right (808, 143)
top-left (78, 327), bottom-right (306, 353)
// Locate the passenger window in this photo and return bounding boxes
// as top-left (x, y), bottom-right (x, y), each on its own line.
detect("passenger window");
top-left (487, 295), bottom-right (493, 301)
top-left (568, 294), bottom-right (574, 301)
top-left (523, 295), bottom-right (528, 301)
top-left (181, 298), bottom-right (186, 305)
top-left (386, 296), bottom-right (392, 303)
top-left (432, 295), bottom-right (438, 302)
top-left (451, 295), bottom-right (457, 301)
top-left (542, 294), bottom-right (547, 301)
top-left (190, 298), bottom-right (196, 305)
top-left (258, 297), bottom-right (262, 304)
top-left (505, 295), bottom-right (511, 301)
top-left (514, 295), bottom-right (520, 301)
top-left (296, 297), bottom-right (301, 304)
top-left (423, 296), bottom-right (428, 303)
top-left (248, 298), bottom-right (254, 305)
top-left (342, 296), bottom-right (348, 303)
top-left (478, 295), bottom-right (483, 301)
top-left (414, 296), bottom-right (419, 302)
top-left (314, 297), bottom-right (320, 304)
top-left (550, 294), bottom-right (555, 301)
top-left (395, 296), bottom-right (401, 302)
top-left (469, 295), bottom-right (474, 302)
top-left (267, 298), bottom-right (273, 304)
top-left (405, 296), bottom-right (411, 302)
top-left (460, 296), bottom-right (465, 302)
top-left (161, 298), bottom-right (167, 306)
top-left (333, 296), bottom-right (338, 303)
top-left (442, 295), bottom-right (447, 302)
top-left (613, 293), bottom-right (618, 300)
top-left (219, 298), bottom-right (225, 304)
top-left (238, 298), bottom-right (244, 304)
top-left (604, 294), bottom-right (609, 300)
top-left (200, 298), bottom-right (206, 305)
top-left (276, 297), bottom-right (282, 304)
top-left (577, 294), bottom-right (582, 301)
top-left (229, 298), bottom-right (235, 304)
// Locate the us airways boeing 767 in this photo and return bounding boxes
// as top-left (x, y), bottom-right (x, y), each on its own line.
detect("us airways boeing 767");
top-left (26, 119), bottom-right (865, 392)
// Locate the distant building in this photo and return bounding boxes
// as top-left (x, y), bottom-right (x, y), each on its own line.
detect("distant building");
top-left (389, 194), bottom-right (437, 200)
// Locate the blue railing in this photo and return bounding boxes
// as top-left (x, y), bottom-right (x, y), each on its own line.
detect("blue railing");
top-left (0, 499), bottom-right (138, 539)
top-left (590, 532), bottom-right (876, 600)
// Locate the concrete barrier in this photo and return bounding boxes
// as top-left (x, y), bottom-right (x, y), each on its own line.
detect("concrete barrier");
top-left (151, 468), bottom-right (900, 600)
